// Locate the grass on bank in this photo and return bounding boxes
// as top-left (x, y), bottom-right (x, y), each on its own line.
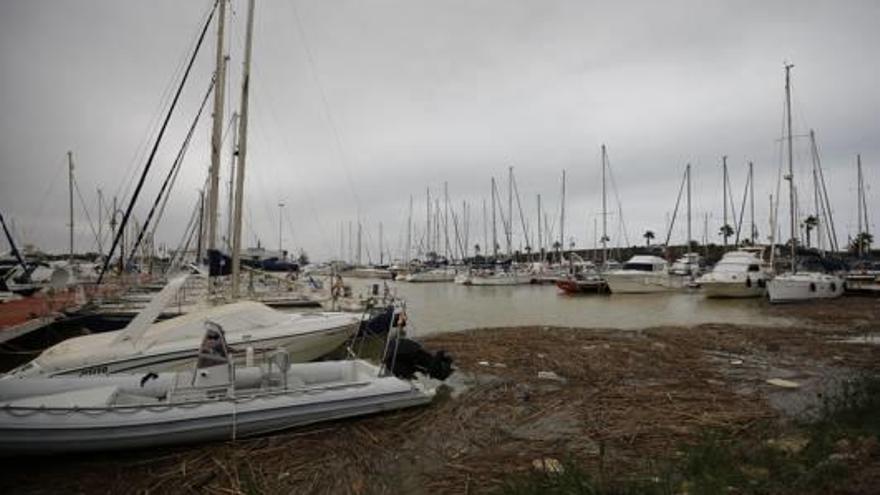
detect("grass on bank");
top-left (499, 374), bottom-right (880, 495)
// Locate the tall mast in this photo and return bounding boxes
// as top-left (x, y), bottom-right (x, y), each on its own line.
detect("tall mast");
top-left (426, 187), bottom-right (431, 254)
top-left (507, 167), bottom-right (513, 255)
top-left (749, 162), bottom-right (756, 244)
top-left (560, 169), bottom-right (566, 262)
top-left (482, 197), bottom-right (488, 257)
top-left (97, 187), bottom-right (103, 258)
top-left (686, 163), bottom-right (692, 252)
top-left (226, 112), bottom-right (239, 251)
top-left (67, 151), bottom-right (75, 263)
top-left (491, 177), bottom-right (498, 258)
top-left (379, 221), bottom-right (384, 265)
top-left (406, 195), bottom-right (412, 265)
top-left (722, 155), bottom-right (728, 250)
top-left (601, 144), bottom-right (608, 266)
top-left (444, 181), bottom-right (450, 261)
top-left (784, 63), bottom-right (796, 272)
top-left (357, 222), bottom-right (362, 265)
top-left (207, 0), bottom-right (227, 252)
top-left (230, 0), bottom-right (255, 298)
top-left (537, 194), bottom-right (542, 262)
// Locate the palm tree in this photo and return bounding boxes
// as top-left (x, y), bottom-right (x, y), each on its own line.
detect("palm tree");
top-left (552, 240), bottom-right (562, 263)
top-left (643, 230), bottom-right (655, 247)
top-left (802, 215), bottom-right (818, 248)
top-left (474, 244), bottom-right (481, 255)
top-left (718, 224), bottom-right (734, 244)
top-left (850, 232), bottom-right (874, 255)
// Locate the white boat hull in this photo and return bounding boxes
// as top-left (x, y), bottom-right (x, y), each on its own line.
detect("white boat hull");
top-left (0, 361), bottom-right (433, 454)
top-left (469, 274), bottom-right (526, 286)
top-left (767, 272), bottom-right (844, 303)
top-left (700, 280), bottom-right (766, 298)
top-left (604, 273), bottom-right (672, 294)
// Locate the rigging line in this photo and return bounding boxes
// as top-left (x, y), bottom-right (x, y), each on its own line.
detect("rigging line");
top-left (734, 165), bottom-right (750, 245)
top-left (98, 2), bottom-right (217, 284)
top-left (115, 0), bottom-right (217, 207)
top-left (663, 167), bottom-right (688, 247)
top-left (71, 176), bottom-right (101, 252)
top-left (287, 0), bottom-right (363, 214)
top-left (511, 172), bottom-right (531, 249)
top-left (129, 76), bottom-right (216, 267)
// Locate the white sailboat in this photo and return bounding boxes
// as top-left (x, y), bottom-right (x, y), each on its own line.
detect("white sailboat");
top-left (767, 64), bottom-right (844, 303)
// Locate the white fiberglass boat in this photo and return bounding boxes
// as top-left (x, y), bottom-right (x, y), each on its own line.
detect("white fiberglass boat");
top-left (6, 275), bottom-right (359, 378)
top-left (767, 272), bottom-right (844, 303)
top-left (403, 268), bottom-right (455, 283)
top-left (604, 255), bottom-right (671, 294)
top-left (469, 270), bottom-right (526, 286)
top-left (0, 324), bottom-right (445, 454)
top-left (699, 250), bottom-right (770, 298)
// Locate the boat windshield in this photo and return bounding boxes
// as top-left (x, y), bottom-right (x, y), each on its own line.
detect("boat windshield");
top-left (623, 263), bottom-right (657, 272)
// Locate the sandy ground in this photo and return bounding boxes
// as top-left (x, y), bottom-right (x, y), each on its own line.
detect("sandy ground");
top-left (2, 296), bottom-right (879, 494)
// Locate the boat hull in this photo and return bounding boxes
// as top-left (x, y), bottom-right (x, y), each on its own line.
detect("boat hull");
top-left (603, 273), bottom-right (671, 294)
top-left (700, 280), bottom-right (766, 298)
top-left (767, 273), bottom-right (844, 303)
top-left (0, 363), bottom-right (433, 454)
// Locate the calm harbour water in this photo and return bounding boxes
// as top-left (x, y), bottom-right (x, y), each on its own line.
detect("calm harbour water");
top-left (342, 279), bottom-right (795, 337)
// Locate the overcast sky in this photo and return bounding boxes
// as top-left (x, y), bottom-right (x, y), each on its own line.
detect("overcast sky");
top-left (1, 0), bottom-right (877, 262)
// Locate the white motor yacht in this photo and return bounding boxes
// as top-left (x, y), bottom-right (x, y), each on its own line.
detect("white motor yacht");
top-left (604, 255), bottom-right (671, 294)
top-left (699, 250), bottom-right (771, 298)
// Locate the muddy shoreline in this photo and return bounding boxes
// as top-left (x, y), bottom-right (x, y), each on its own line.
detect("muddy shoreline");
top-left (2, 296), bottom-right (879, 494)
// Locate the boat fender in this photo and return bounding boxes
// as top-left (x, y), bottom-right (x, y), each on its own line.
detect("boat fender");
top-left (745, 277), bottom-right (752, 288)
top-left (809, 282), bottom-right (816, 292)
top-left (830, 282), bottom-right (836, 292)
top-left (383, 338), bottom-right (454, 381)
top-left (140, 372), bottom-right (159, 387)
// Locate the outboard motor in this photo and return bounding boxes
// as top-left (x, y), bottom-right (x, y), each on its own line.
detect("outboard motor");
top-left (383, 338), bottom-right (454, 381)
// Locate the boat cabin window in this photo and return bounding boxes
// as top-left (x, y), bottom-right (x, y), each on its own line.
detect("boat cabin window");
top-left (623, 263), bottom-right (657, 272)
top-left (748, 264), bottom-right (760, 272)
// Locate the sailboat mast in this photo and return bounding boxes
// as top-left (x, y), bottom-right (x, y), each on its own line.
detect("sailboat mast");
top-left (482, 197), bottom-right (488, 257)
top-left (560, 169), bottom-right (566, 262)
top-left (601, 144), bottom-right (608, 266)
top-left (226, 112), bottom-right (239, 251)
top-left (857, 154), bottom-right (866, 257)
top-left (686, 163), bottom-right (692, 252)
top-left (207, 0), bottom-right (227, 251)
top-left (407, 195), bottom-right (412, 265)
top-left (722, 155), bottom-right (728, 250)
top-left (67, 151), bottom-right (75, 263)
top-left (230, 0), bottom-right (255, 298)
top-left (507, 167), bottom-right (513, 256)
top-left (426, 187), bottom-right (431, 255)
top-left (379, 221), bottom-right (384, 265)
top-left (444, 181), bottom-right (450, 261)
top-left (785, 63), bottom-right (796, 272)
top-left (491, 177), bottom-right (497, 258)
top-left (97, 187), bottom-right (103, 258)
top-left (749, 162), bottom-right (755, 244)
top-left (537, 194), bottom-right (542, 262)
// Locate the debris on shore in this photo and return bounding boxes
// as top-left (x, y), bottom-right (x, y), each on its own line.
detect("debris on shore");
top-left (2, 297), bottom-right (879, 494)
